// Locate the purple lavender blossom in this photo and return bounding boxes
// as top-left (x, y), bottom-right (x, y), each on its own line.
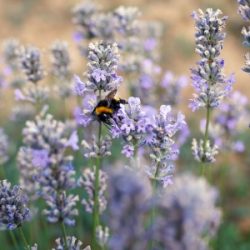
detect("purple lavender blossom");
top-left (190, 9), bottom-right (234, 163)
top-left (43, 191), bottom-right (79, 226)
top-left (111, 98), bottom-right (186, 185)
top-left (18, 109), bottom-right (78, 199)
top-left (0, 180), bottom-right (31, 230)
top-left (189, 9), bottom-right (233, 112)
top-left (32, 149), bottom-right (49, 168)
top-left (78, 167), bottom-right (107, 214)
top-left (150, 173), bottom-right (222, 250)
top-left (86, 42), bottom-right (121, 92)
top-left (50, 40), bottom-right (71, 79)
top-left (111, 97), bottom-right (149, 157)
top-left (107, 168), bottom-right (151, 250)
top-left (145, 105), bottom-right (186, 186)
top-left (20, 46), bottom-right (44, 84)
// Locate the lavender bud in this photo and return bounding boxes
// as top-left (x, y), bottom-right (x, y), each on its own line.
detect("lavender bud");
top-left (190, 9), bottom-right (233, 111)
top-left (20, 46), bottom-right (44, 84)
top-left (86, 41), bottom-right (122, 92)
top-left (192, 138), bottom-right (218, 163)
top-left (43, 191), bottom-right (79, 226)
top-left (81, 135), bottom-right (112, 158)
top-left (50, 41), bottom-right (71, 79)
top-left (96, 225), bottom-right (109, 248)
top-left (0, 180), bottom-right (31, 230)
top-left (53, 236), bottom-right (88, 250)
top-left (78, 167), bottom-right (107, 214)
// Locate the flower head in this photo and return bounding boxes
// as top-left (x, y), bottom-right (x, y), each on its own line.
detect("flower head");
top-left (78, 167), bottom-right (107, 214)
top-left (43, 191), bottom-right (79, 226)
top-left (50, 40), bottom-right (71, 79)
top-left (0, 180), bottom-right (31, 230)
top-left (20, 46), bottom-right (44, 84)
top-left (151, 173), bottom-right (222, 249)
top-left (190, 9), bottom-right (233, 111)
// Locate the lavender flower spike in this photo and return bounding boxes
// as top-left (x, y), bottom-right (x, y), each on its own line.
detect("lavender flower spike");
top-left (0, 180), bottom-right (31, 230)
top-left (50, 40), bottom-right (71, 79)
top-left (190, 9), bottom-right (234, 163)
top-left (82, 41), bottom-right (122, 93)
top-left (151, 173), bottom-right (222, 249)
top-left (78, 167), bottom-right (107, 214)
top-left (53, 236), bottom-right (91, 250)
top-left (20, 46), bottom-right (44, 84)
top-left (190, 9), bottom-right (233, 112)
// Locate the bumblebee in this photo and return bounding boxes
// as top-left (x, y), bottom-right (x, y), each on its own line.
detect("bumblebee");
top-left (93, 89), bottom-right (127, 124)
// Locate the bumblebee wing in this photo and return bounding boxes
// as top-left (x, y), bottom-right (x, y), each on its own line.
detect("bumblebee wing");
top-left (105, 89), bottom-right (117, 100)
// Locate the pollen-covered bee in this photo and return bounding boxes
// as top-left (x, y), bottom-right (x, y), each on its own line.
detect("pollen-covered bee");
top-left (93, 89), bottom-right (127, 124)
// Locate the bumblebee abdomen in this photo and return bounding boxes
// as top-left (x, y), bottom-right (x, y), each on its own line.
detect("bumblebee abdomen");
top-left (94, 106), bottom-right (113, 115)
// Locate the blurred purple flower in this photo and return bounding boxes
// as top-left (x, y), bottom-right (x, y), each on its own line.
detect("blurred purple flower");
top-left (32, 149), bottom-right (49, 168)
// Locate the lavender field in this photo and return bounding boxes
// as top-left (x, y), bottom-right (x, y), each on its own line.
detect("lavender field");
top-left (0, 0), bottom-right (250, 249)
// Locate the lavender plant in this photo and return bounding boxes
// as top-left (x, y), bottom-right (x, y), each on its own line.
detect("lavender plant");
top-left (17, 107), bottom-right (79, 249)
top-left (190, 9), bottom-right (234, 166)
top-left (0, 180), bottom-right (31, 249)
top-left (74, 41), bottom-right (121, 248)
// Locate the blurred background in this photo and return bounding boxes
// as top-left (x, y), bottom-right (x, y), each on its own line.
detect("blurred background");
top-left (1, 0), bottom-right (250, 249)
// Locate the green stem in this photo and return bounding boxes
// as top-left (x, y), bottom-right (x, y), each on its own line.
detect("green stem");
top-left (149, 163), bottom-right (160, 250)
top-left (201, 106), bottom-right (211, 176)
top-left (9, 231), bottom-right (19, 250)
top-left (92, 121), bottom-right (102, 249)
top-left (0, 165), bottom-right (5, 180)
top-left (18, 226), bottom-right (30, 250)
top-left (60, 221), bottom-right (69, 250)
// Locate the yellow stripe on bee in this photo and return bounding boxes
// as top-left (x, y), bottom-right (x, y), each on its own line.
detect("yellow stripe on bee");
top-left (95, 106), bottom-right (113, 115)
top-left (114, 97), bottom-right (120, 101)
